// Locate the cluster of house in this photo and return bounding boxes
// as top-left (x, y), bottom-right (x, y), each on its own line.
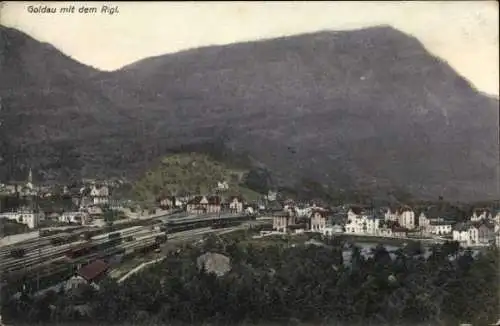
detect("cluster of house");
top-left (157, 194), bottom-right (251, 215)
top-left (271, 201), bottom-right (500, 248)
top-left (0, 173), bottom-right (120, 229)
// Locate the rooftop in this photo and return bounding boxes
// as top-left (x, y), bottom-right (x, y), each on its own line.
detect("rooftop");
top-left (77, 259), bottom-right (109, 282)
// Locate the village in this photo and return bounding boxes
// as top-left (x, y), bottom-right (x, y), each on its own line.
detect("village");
top-left (270, 200), bottom-right (500, 248)
top-left (1, 169), bottom-right (499, 249)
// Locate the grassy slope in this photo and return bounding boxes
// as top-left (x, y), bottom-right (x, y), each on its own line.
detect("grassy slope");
top-left (133, 153), bottom-right (262, 204)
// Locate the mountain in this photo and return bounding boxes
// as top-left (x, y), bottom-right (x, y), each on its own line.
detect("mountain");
top-left (0, 25), bottom-right (498, 201)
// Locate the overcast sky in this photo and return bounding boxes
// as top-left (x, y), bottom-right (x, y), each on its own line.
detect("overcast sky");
top-left (2, 1), bottom-right (499, 96)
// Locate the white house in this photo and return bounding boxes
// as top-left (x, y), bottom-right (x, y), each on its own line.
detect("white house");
top-left (418, 212), bottom-right (430, 229)
top-left (0, 207), bottom-right (43, 229)
top-left (322, 225), bottom-right (344, 236)
top-left (345, 209), bottom-right (380, 235)
top-left (468, 225), bottom-right (480, 246)
top-left (266, 190), bottom-right (277, 202)
top-left (470, 210), bottom-right (490, 222)
top-left (244, 206), bottom-right (254, 215)
top-left (453, 222), bottom-right (495, 247)
top-left (376, 227), bottom-right (394, 237)
top-left (453, 227), bottom-right (470, 245)
top-left (217, 181), bottom-right (229, 191)
top-left (493, 211), bottom-right (500, 225)
top-left (295, 206), bottom-right (312, 218)
top-left (60, 211), bottom-right (89, 225)
top-left (228, 196), bottom-right (244, 213)
top-left (384, 208), bottom-right (399, 222)
top-left (365, 216), bottom-right (381, 234)
top-left (90, 185), bottom-right (109, 205)
top-left (452, 229), bottom-right (469, 245)
top-left (428, 221), bottom-right (453, 235)
top-left (398, 208), bottom-right (415, 230)
top-left (345, 212), bottom-right (365, 234)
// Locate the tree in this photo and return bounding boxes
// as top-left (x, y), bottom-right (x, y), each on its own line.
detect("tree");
top-left (103, 210), bottom-right (118, 225)
top-left (403, 241), bottom-right (423, 257)
top-left (244, 168), bottom-right (273, 194)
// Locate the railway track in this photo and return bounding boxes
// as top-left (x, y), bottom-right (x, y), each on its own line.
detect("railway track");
top-left (1, 213), bottom-right (253, 273)
top-left (3, 224), bottom-right (253, 299)
top-left (3, 228), bottom-right (210, 285)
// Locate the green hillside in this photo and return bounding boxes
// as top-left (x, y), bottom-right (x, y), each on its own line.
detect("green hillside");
top-left (133, 153), bottom-right (262, 204)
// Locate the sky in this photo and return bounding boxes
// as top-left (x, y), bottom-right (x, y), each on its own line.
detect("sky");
top-left (2, 1), bottom-right (499, 96)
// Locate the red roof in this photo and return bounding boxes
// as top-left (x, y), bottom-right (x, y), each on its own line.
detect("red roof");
top-left (77, 259), bottom-right (109, 282)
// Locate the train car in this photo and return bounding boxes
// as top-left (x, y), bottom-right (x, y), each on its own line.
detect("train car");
top-left (50, 233), bottom-right (72, 246)
top-left (212, 219), bottom-right (242, 229)
top-left (10, 248), bottom-right (26, 258)
top-left (81, 229), bottom-right (101, 240)
top-left (96, 237), bottom-right (123, 251)
top-left (65, 243), bottom-right (93, 259)
top-left (108, 232), bottom-right (121, 239)
top-left (39, 229), bottom-right (52, 237)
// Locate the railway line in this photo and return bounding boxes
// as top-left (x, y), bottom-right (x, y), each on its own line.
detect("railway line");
top-left (4, 226), bottom-right (217, 288)
top-left (1, 213), bottom-right (254, 275)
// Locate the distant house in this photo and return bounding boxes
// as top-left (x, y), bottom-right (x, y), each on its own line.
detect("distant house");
top-left (384, 208), bottom-right (399, 222)
top-left (272, 212), bottom-right (295, 233)
top-left (345, 207), bottom-right (381, 235)
top-left (392, 226), bottom-right (408, 238)
top-left (186, 196), bottom-right (221, 214)
top-left (418, 212), bottom-right (430, 229)
top-left (453, 223), bottom-right (471, 245)
top-left (60, 211), bottom-right (89, 225)
top-left (398, 207), bottom-right (415, 230)
top-left (266, 190), bottom-right (277, 202)
top-left (0, 207), bottom-right (43, 229)
top-left (87, 205), bottom-right (103, 217)
top-left (428, 221), bottom-right (453, 235)
top-left (217, 181), bottom-right (229, 191)
top-left (470, 209), bottom-right (491, 222)
top-left (453, 221), bottom-right (495, 246)
top-left (310, 209), bottom-right (328, 232)
top-left (66, 259), bottom-right (109, 291)
top-left (227, 196), bottom-right (244, 214)
top-left (476, 222), bottom-right (495, 245)
top-left (345, 209), bottom-right (366, 234)
top-left (159, 196), bottom-right (182, 209)
top-left (493, 211), bottom-right (500, 225)
top-left (322, 225), bottom-right (344, 236)
top-left (90, 185), bottom-right (110, 205)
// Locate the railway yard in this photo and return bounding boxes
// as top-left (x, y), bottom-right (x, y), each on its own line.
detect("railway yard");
top-left (0, 212), bottom-right (270, 295)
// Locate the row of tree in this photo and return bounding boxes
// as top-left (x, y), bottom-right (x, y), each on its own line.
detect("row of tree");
top-left (1, 233), bottom-right (498, 325)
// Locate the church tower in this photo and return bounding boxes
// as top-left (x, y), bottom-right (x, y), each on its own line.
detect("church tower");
top-left (27, 168), bottom-right (33, 189)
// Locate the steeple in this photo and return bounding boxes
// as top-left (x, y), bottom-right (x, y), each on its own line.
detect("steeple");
top-left (26, 167), bottom-right (34, 190)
